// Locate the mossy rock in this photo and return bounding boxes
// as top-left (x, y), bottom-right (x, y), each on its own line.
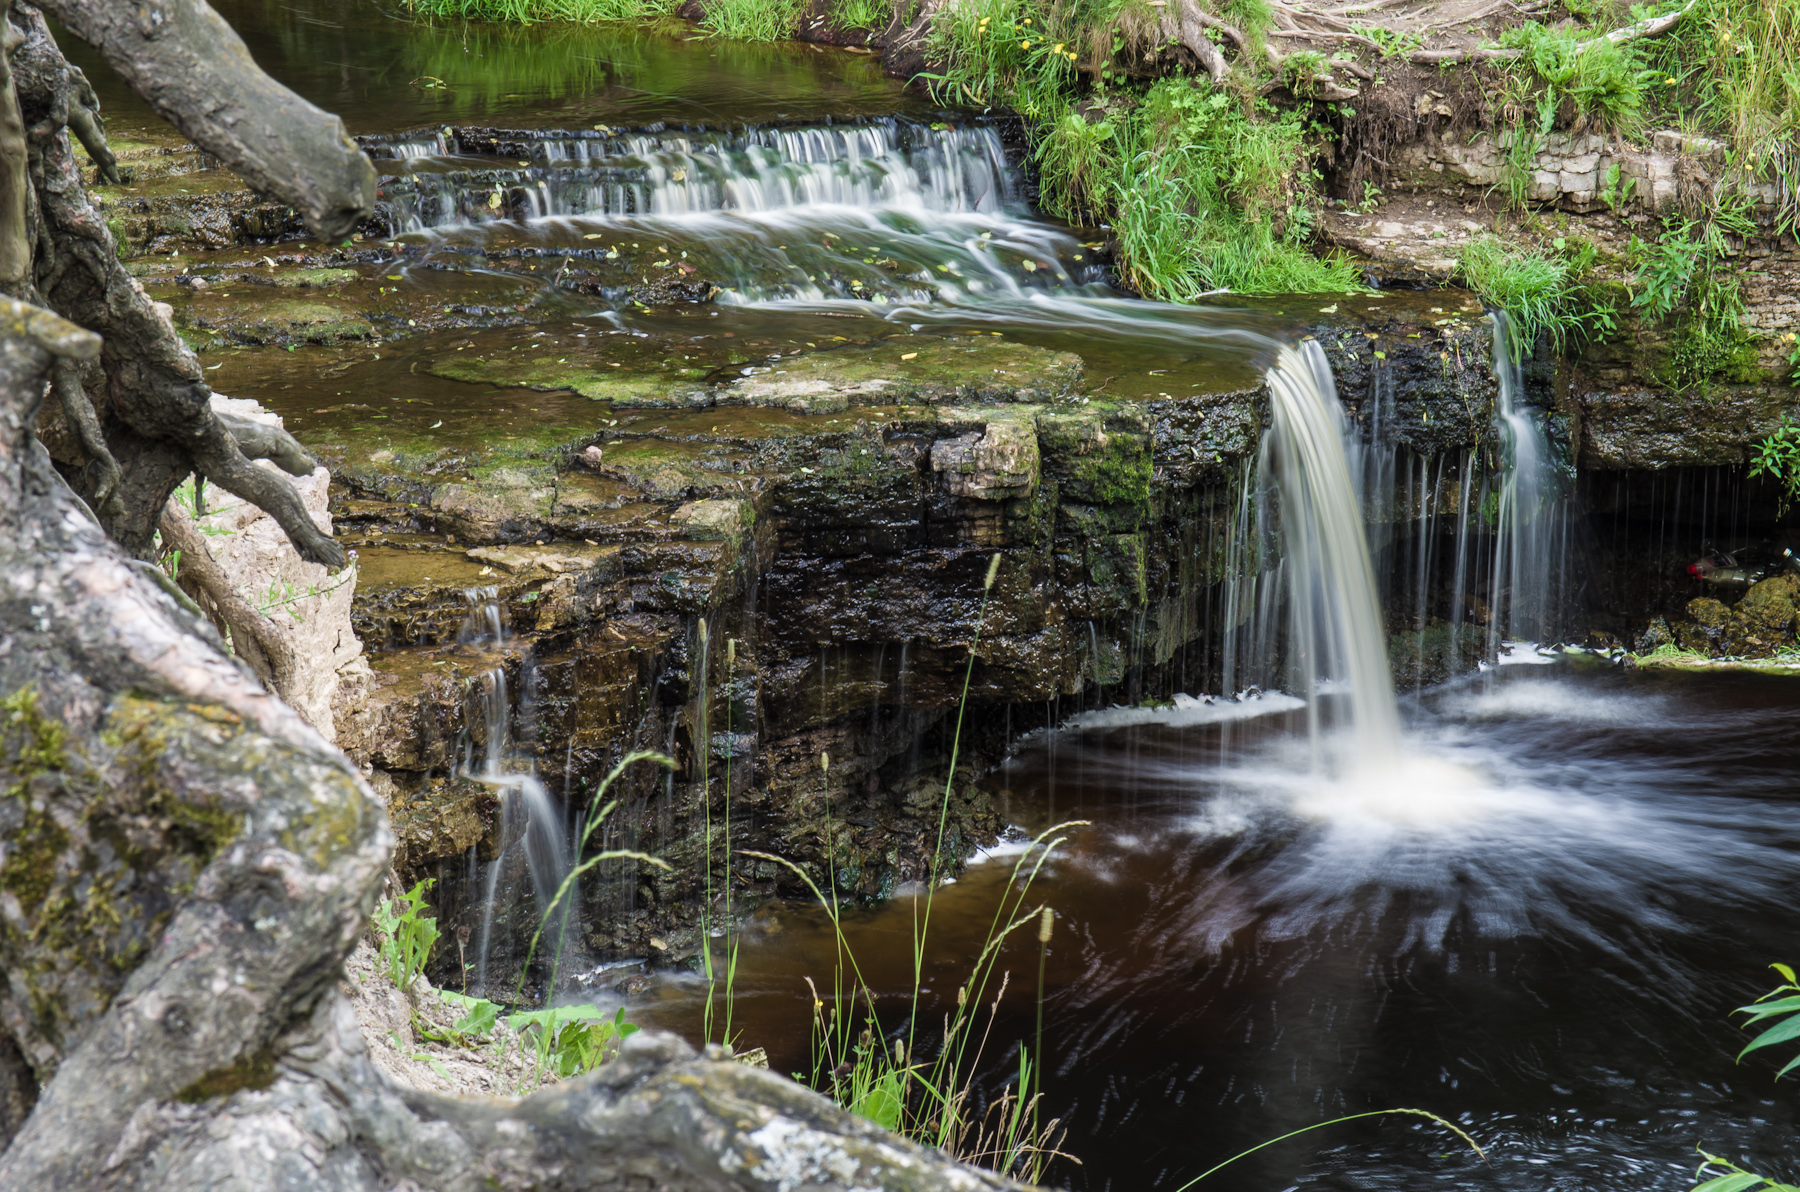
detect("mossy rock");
top-left (725, 336), bottom-right (1081, 410)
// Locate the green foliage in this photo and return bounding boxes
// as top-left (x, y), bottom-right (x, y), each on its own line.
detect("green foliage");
top-left (373, 878), bottom-right (441, 990)
top-left (1032, 102), bottom-right (1122, 224)
top-left (1497, 20), bottom-right (1650, 136)
top-left (429, 991), bottom-right (639, 1078)
top-left (919, 0), bottom-right (1078, 111)
top-left (1628, 213), bottom-right (1756, 389)
top-left (701, 0), bottom-right (807, 41)
top-left (403, 0), bottom-right (675, 20)
top-left (1109, 79), bottom-right (1358, 296)
top-left (1692, 1152), bottom-right (1800, 1192)
top-left (1643, 0), bottom-right (1800, 231)
top-left (433, 990), bottom-right (502, 1039)
top-left (834, 0), bottom-right (892, 31)
top-left (1734, 961), bottom-right (1800, 1077)
top-left (1457, 235), bottom-right (1612, 354)
top-left (507, 1003), bottom-right (640, 1076)
top-left (1683, 964), bottom-right (1800, 1192)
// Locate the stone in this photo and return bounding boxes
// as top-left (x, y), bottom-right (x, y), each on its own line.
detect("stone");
top-left (930, 417), bottom-right (1040, 501)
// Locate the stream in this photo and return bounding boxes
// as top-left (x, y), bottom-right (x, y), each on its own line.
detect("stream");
top-left (67, 3), bottom-right (1800, 1189)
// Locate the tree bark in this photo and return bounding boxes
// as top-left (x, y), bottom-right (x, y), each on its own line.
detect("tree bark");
top-left (32, 0), bottom-right (375, 241)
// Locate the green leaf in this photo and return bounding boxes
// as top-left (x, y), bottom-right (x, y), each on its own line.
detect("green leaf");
top-left (851, 1071), bottom-right (905, 1130)
top-left (1738, 1012), bottom-right (1800, 1060)
top-left (1694, 1175), bottom-right (1769, 1192)
top-left (1773, 963), bottom-right (1797, 984)
top-left (1737, 995), bottom-right (1800, 1023)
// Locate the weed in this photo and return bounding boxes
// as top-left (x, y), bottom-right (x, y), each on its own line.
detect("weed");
top-left (1110, 78), bottom-right (1358, 296)
top-left (374, 878), bottom-right (442, 990)
top-left (738, 554), bottom-right (1082, 1180)
top-left (1644, 0), bottom-right (1800, 231)
top-left (1749, 417), bottom-right (1800, 513)
top-left (834, 0), bottom-right (891, 31)
top-left (404, 0), bottom-right (675, 20)
top-left (1457, 235), bottom-right (1610, 354)
top-left (701, 0), bottom-right (806, 41)
top-left (1627, 213), bottom-right (1757, 389)
top-left (1496, 20), bottom-right (1650, 137)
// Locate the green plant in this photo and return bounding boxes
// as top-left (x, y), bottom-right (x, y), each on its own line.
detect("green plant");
top-left (700, 0), bottom-right (806, 41)
top-left (1628, 213), bottom-right (1756, 389)
top-left (742, 554), bottom-right (1082, 1180)
top-left (1748, 418), bottom-right (1800, 512)
top-left (403, 0), bottom-right (675, 21)
top-left (374, 878), bottom-right (442, 990)
top-left (1681, 964), bottom-right (1800, 1191)
top-left (1644, 0), bottom-right (1800, 232)
top-left (834, 0), bottom-right (891, 31)
top-left (1168, 1108), bottom-right (1485, 1189)
top-left (1109, 78), bottom-right (1358, 296)
top-left (430, 991), bottom-right (638, 1083)
top-left (508, 1003), bottom-right (640, 1077)
top-left (521, 751), bottom-right (673, 999)
top-left (918, 0), bottom-right (1078, 112)
top-left (1352, 180), bottom-right (1383, 215)
top-left (1457, 235), bottom-right (1610, 354)
top-left (1497, 20), bottom-right (1650, 136)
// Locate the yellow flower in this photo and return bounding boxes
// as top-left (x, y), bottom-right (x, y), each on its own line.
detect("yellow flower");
top-left (1054, 42), bottom-right (1064, 51)
top-left (1666, 77), bottom-right (1678, 84)
top-left (1021, 39), bottom-right (1030, 47)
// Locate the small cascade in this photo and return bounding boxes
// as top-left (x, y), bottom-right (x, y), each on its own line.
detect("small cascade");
top-left (375, 118), bottom-right (1017, 231)
top-left (1485, 311), bottom-right (1569, 645)
top-left (1262, 342), bottom-right (1403, 770)
top-left (453, 589), bottom-right (582, 999)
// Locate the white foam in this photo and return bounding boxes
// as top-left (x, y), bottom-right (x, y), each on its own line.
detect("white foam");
top-left (1495, 639), bottom-right (1559, 665)
top-left (1064, 691), bottom-right (1306, 731)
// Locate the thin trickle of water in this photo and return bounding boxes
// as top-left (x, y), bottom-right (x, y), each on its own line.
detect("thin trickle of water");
top-left (1487, 312), bottom-right (1568, 645)
top-left (458, 589), bottom-right (581, 998)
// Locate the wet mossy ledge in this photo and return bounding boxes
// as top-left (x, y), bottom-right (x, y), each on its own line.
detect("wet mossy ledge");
top-left (298, 301), bottom-right (1510, 979)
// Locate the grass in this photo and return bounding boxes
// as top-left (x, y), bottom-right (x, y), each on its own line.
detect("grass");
top-left (1644, 0), bottom-right (1800, 232)
top-left (699, 0), bottom-right (807, 41)
top-left (1456, 235), bottom-right (1613, 355)
top-left (835, 0), bottom-right (893, 32)
top-left (404, 0), bottom-right (675, 20)
top-left (736, 553), bottom-right (1080, 1181)
top-left (1625, 209), bottom-right (1758, 389)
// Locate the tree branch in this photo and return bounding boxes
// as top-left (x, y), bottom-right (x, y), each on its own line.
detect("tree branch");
top-left (31, 0), bottom-right (375, 239)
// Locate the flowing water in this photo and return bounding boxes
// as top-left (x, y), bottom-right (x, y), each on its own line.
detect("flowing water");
top-left (75, 4), bottom-right (1800, 1187)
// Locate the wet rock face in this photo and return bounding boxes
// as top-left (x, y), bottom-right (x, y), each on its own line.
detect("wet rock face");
top-left (255, 305), bottom-right (1510, 972)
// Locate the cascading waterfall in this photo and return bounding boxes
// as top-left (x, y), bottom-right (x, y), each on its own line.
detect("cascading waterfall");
top-left (376, 119), bottom-right (1016, 229)
top-left (455, 589), bottom-right (581, 998)
top-left (1262, 342), bottom-right (1403, 771)
top-left (1486, 311), bottom-right (1568, 646)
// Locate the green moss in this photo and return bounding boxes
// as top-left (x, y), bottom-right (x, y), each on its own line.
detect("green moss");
top-left (3, 688), bottom-right (67, 774)
top-left (176, 1049), bottom-right (278, 1102)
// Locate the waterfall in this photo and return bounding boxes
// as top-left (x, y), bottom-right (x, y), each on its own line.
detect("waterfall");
top-left (1263, 342), bottom-right (1403, 770)
top-left (1487, 312), bottom-right (1568, 645)
top-left (456, 589), bottom-right (581, 998)
top-left (375, 118), bottom-right (1018, 232)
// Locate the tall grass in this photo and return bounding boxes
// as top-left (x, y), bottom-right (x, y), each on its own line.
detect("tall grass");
top-left (1457, 235), bottom-right (1611, 356)
top-left (700, 0), bottom-right (807, 41)
top-left (1107, 78), bottom-right (1358, 296)
top-left (404, 0), bottom-right (676, 21)
top-left (742, 553), bottom-right (1083, 1181)
top-left (1644, 0), bottom-right (1800, 231)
